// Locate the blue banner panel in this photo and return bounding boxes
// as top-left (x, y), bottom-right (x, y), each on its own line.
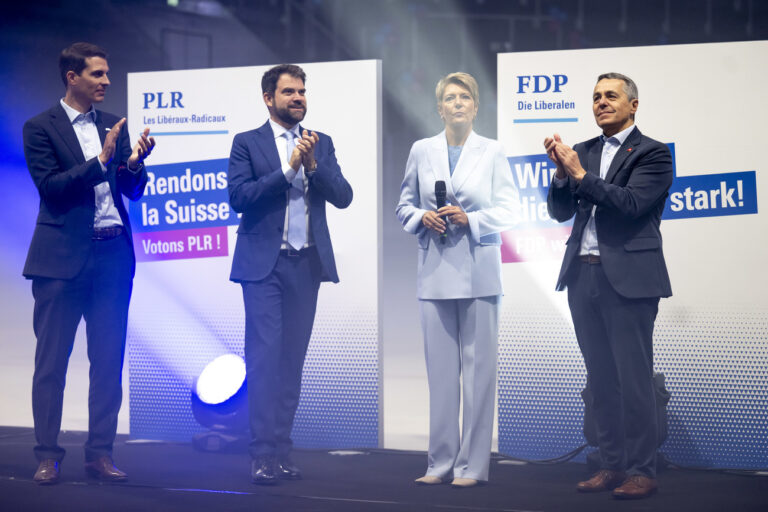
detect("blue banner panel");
top-left (506, 154), bottom-right (573, 230)
top-left (128, 158), bottom-right (236, 233)
top-left (664, 170), bottom-right (758, 219)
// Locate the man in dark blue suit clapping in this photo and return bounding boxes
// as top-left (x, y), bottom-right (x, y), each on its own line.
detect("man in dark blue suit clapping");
top-left (545, 73), bottom-right (673, 500)
top-left (227, 64), bottom-right (353, 485)
top-left (23, 42), bottom-right (154, 485)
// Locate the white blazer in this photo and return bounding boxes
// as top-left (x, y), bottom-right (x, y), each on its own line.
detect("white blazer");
top-left (397, 131), bottom-right (519, 299)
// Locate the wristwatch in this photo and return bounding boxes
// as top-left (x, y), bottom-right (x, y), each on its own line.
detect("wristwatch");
top-left (127, 161), bottom-right (145, 173)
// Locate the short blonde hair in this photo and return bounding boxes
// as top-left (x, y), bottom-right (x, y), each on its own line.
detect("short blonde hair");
top-left (435, 72), bottom-right (479, 105)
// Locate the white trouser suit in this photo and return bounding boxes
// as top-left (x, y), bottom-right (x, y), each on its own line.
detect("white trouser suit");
top-left (396, 131), bottom-right (519, 481)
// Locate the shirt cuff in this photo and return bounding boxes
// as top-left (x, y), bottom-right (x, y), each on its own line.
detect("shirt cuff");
top-left (283, 164), bottom-right (299, 182)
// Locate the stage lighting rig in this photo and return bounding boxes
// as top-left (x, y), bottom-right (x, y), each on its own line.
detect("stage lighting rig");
top-left (191, 354), bottom-right (248, 452)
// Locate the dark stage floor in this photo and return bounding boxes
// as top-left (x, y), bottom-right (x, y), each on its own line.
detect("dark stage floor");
top-left (1, 427), bottom-right (766, 512)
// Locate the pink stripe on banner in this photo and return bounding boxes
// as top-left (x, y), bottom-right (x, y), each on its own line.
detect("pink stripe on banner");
top-left (133, 226), bottom-right (228, 262)
top-left (501, 226), bottom-right (572, 263)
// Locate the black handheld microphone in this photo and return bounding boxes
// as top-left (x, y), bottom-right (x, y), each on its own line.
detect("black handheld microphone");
top-left (435, 180), bottom-right (447, 244)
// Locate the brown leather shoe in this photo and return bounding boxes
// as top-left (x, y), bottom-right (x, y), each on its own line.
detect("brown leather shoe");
top-left (612, 475), bottom-right (658, 499)
top-left (33, 459), bottom-right (60, 485)
top-left (84, 456), bottom-right (128, 481)
top-left (576, 469), bottom-right (627, 493)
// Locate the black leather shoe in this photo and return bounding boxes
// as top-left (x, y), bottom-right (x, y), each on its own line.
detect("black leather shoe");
top-left (84, 456), bottom-right (128, 481)
top-left (277, 456), bottom-right (302, 480)
top-left (251, 456), bottom-right (278, 485)
top-left (34, 459), bottom-right (60, 485)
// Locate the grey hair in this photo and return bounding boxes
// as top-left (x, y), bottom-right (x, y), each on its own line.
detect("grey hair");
top-left (597, 72), bottom-right (638, 101)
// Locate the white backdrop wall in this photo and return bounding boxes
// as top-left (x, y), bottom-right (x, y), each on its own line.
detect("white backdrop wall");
top-left (495, 41), bottom-right (766, 467)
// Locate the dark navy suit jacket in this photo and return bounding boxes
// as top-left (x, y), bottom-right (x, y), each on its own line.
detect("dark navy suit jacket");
top-left (227, 121), bottom-right (353, 283)
top-left (547, 126), bottom-right (673, 299)
top-left (22, 103), bottom-right (147, 280)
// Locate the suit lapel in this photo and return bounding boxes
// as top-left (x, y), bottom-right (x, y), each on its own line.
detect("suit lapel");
top-left (575, 138), bottom-right (603, 217)
top-left (94, 111), bottom-right (120, 197)
top-left (297, 124), bottom-right (316, 204)
top-left (254, 121), bottom-right (282, 175)
top-left (450, 131), bottom-right (483, 196)
top-left (49, 104), bottom-right (86, 164)
top-left (605, 126), bottom-right (640, 184)
top-left (95, 110), bottom-right (107, 146)
top-left (427, 132), bottom-right (453, 198)
top-left (587, 137), bottom-right (603, 179)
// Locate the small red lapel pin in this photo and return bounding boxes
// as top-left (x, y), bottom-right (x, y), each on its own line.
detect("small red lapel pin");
top-left (627, 147), bottom-right (633, 152)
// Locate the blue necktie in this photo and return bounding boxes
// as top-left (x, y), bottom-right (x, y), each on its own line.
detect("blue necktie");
top-left (285, 131), bottom-right (306, 250)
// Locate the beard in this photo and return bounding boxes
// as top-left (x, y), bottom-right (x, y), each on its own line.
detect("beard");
top-left (274, 103), bottom-right (306, 126)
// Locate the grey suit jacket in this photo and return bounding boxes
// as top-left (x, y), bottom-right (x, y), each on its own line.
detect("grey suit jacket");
top-left (396, 131), bottom-right (519, 299)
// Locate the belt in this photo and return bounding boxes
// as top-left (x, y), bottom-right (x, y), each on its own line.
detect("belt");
top-left (579, 254), bottom-right (601, 264)
top-left (279, 246), bottom-right (314, 257)
top-left (92, 225), bottom-right (124, 240)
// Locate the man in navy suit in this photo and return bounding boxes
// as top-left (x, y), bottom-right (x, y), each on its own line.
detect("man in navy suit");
top-left (227, 64), bottom-right (352, 484)
top-left (23, 42), bottom-right (154, 484)
top-left (545, 73), bottom-right (673, 500)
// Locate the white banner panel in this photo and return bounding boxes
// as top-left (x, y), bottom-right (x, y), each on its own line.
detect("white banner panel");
top-left (497, 42), bottom-right (766, 468)
top-left (126, 60), bottom-right (381, 447)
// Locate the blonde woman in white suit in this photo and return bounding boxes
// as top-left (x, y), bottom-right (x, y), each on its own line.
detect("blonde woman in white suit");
top-left (396, 72), bottom-right (519, 488)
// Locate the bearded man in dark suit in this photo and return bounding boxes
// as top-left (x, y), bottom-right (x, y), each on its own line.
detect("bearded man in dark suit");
top-left (227, 64), bottom-right (352, 484)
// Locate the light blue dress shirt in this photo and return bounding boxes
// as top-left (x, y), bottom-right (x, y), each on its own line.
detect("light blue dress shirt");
top-left (268, 119), bottom-right (312, 248)
top-left (447, 145), bottom-right (462, 176)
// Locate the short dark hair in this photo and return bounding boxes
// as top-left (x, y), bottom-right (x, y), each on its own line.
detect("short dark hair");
top-left (59, 42), bottom-right (108, 87)
top-left (261, 64), bottom-right (306, 95)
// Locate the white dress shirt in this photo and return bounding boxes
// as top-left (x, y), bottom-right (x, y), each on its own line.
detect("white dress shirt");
top-left (552, 123), bottom-right (635, 256)
top-left (59, 99), bottom-right (123, 228)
